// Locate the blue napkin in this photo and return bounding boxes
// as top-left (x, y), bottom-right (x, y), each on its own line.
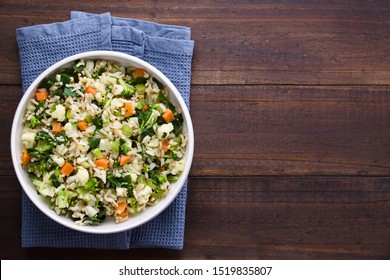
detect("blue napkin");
top-left (16, 12), bottom-right (194, 249)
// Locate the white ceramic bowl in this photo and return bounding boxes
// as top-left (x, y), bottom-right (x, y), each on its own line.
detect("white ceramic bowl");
top-left (11, 50), bottom-right (194, 234)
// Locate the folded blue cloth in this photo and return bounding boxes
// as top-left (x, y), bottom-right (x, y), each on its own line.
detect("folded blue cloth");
top-left (16, 12), bottom-right (194, 249)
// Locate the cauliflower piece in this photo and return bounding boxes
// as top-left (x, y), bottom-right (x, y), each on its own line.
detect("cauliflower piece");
top-left (131, 157), bottom-right (142, 172)
top-left (51, 104), bottom-right (66, 122)
top-left (116, 187), bottom-right (128, 197)
top-left (133, 184), bottom-right (152, 205)
top-left (99, 139), bottom-right (111, 151)
top-left (50, 155), bottom-right (65, 167)
top-left (148, 138), bottom-right (159, 148)
top-left (85, 125), bottom-right (96, 134)
top-left (33, 177), bottom-right (55, 197)
top-left (129, 117), bottom-right (139, 128)
top-left (94, 168), bottom-right (107, 183)
top-left (112, 84), bottom-right (123, 96)
top-left (103, 189), bottom-right (116, 204)
top-left (63, 122), bottom-right (78, 139)
top-left (111, 98), bottom-right (123, 109)
top-left (77, 139), bottom-right (89, 154)
top-left (55, 144), bottom-right (68, 156)
top-left (171, 159), bottom-right (185, 175)
top-left (77, 156), bottom-right (92, 168)
top-left (21, 131), bottom-right (36, 149)
top-left (157, 123), bottom-right (174, 140)
top-left (94, 91), bottom-right (104, 103)
top-left (161, 181), bottom-right (170, 191)
top-left (38, 184), bottom-right (56, 197)
top-left (75, 167), bottom-right (89, 186)
top-left (85, 205), bottom-right (99, 217)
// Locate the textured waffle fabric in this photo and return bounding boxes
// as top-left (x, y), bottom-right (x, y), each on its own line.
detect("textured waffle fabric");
top-left (16, 12), bottom-right (194, 249)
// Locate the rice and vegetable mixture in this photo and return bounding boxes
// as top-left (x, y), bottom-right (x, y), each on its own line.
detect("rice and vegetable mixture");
top-left (21, 59), bottom-right (187, 225)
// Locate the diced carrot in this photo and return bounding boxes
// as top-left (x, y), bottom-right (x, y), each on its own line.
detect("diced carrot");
top-left (95, 158), bottom-right (110, 169)
top-left (114, 200), bottom-right (128, 222)
top-left (60, 162), bottom-right (74, 176)
top-left (115, 201), bottom-right (127, 213)
top-left (35, 90), bottom-right (48, 101)
top-left (132, 68), bottom-right (147, 79)
top-left (119, 155), bottom-right (132, 166)
top-left (115, 210), bottom-right (129, 223)
top-left (141, 103), bottom-right (149, 112)
top-left (77, 120), bottom-right (88, 131)
top-left (85, 86), bottom-right (96, 95)
top-left (162, 109), bottom-right (174, 123)
top-left (117, 211), bottom-right (128, 218)
top-left (52, 122), bottom-right (62, 133)
top-left (123, 103), bottom-right (133, 118)
top-left (161, 139), bottom-right (169, 153)
top-left (21, 149), bottom-right (32, 166)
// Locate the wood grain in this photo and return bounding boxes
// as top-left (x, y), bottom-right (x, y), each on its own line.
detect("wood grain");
top-left (190, 85), bottom-right (390, 176)
top-left (1, 1), bottom-right (390, 85)
top-left (2, 176), bottom-right (389, 259)
top-left (1, 0), bottom-right (390, 260)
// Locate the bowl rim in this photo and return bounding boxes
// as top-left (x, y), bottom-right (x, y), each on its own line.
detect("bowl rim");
top-left (11, 50), bottom-right (194, 234)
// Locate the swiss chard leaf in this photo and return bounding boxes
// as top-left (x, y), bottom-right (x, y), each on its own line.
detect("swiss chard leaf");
top-left (58, 71), bottom-right (73, 85)
top-left (153, 77), bottom-right (164, 89)
top-left (172, 114), bottom-right (183, 135)
top-left (50, 172), bottom-right (61, 187)
top-left (38, 76), bottom-right (56, 89)
top-left (88, 137), bottom-right (100, 152)
top-left (131, 76), bottom-right (147, 85)
top-left (84, 202), bottom-right (106, 223)
top-left (107, 174), bottom-right (133, 190)
top-left (92, 117), bottom-right (103, 129)
top-left (63, 87), bottom-right (79, 97)
top-left (157, 92), bottom-right (175, 112)
top-left (72, 60), bottom-right (84, 73)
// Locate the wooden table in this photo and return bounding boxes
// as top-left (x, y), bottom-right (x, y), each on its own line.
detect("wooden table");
top-left (1, 1), bottom-right (390, 260)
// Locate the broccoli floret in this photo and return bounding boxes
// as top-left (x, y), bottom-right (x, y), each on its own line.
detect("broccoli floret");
top-left (149, 169), bottom-right (168, 185)
top-left (35, 141), bottom-right (54, 154)
top-left (27, 160), bottom-right (55, 176)
top-left (26, 132), bottom-right (55, 161)
top-left (56, 189), bottom-right (75, 209)
top-left (84, 177), bottom-right (100, 193)
top-left (27, 143), bottom-right (53, 161)
top-left (146, 177), bottom-right (165, 199)
top-left (135, 84), bottom-right (146, 94)
top-left (75, 177), bottom-right (100, 204)
top-left (29, 116), bottom-right (42, 128)
top-left (119, 79), bottom-right (135, 99)
top-left (35, 131), bottom-right (53, 142)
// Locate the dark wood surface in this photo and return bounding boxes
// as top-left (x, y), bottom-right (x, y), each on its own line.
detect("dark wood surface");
top-left (1, 1), bottom-right (390, 260)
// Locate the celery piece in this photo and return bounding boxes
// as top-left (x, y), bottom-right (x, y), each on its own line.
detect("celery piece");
top-left (92, 148), bottom-right (103, 159)
top-left (121, 124), bottom-right (133, 137)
